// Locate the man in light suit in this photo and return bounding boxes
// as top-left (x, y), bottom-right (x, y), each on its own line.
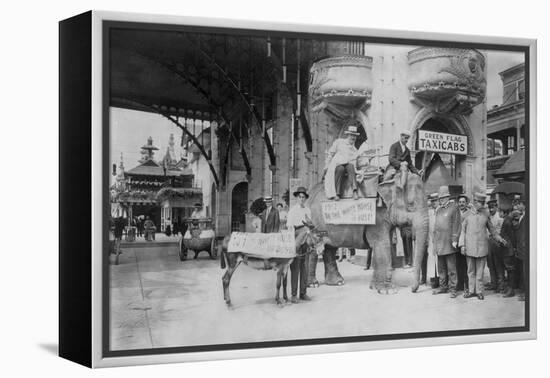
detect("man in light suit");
top-left (260, 196), bottom-right (280, 233)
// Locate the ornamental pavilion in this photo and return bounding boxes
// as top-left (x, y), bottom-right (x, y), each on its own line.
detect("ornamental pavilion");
top-left (112, 135), bottom-right (202, 232)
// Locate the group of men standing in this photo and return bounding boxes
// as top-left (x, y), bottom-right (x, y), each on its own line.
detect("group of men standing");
top-left (429, 186), bottom-right (528, 301)
top-left (255, 119), bottom-right (529, 304)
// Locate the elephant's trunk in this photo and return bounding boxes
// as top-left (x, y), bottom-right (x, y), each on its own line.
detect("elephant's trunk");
top-left (410, 207), bottom-right (429, 292)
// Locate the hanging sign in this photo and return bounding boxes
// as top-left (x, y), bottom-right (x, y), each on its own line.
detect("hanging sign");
top-left (418, 130), bottom-right (468, 155)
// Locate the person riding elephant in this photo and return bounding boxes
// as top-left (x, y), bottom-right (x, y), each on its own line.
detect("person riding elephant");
top-left (307, 169), bottom-right (430, 293)
top-left (383, 130), bottom-right (423, 183)
top-left (322, 121), bottom-right (361, 201)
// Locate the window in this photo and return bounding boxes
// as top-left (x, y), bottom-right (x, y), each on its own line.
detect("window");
top-left (487, 138), bottom-right (494, 157)
top-left (507, 136), bottom-right (516, 155)
top-left (487, 138), bottom-right (504, 158)
top-left (503, 83), bottom-right (516, 105)
top-left (518, 79), bottom-right (525, 100)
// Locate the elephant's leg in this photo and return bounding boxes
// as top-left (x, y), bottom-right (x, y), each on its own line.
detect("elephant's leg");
top-left (323, 245), bottom-right (345, 286)
top-left (365, 219), bottom-right (395, 294)
top-left (307, 251), bottom-right (319, 288)
top-left (410, 211), bottom-right (429, 293)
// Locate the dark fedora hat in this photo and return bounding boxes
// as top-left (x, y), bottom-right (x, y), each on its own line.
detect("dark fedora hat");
top-left (293, 186), bottom-right (309, 198)
top-left (457, 193), bottom-right (469, 202)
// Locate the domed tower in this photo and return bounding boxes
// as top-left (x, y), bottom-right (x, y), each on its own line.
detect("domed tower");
top-left (139, 136), bottom-right (159, 163)
top-left (115, 152), bottom-right (127, 191)
top-left (162, 133), bottom-right (179, 169)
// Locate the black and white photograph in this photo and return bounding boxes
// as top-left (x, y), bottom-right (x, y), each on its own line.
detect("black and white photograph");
top-left (105, 21), bottom-right (531, 355)
top-left (3, 0), bottom-right (548, 375)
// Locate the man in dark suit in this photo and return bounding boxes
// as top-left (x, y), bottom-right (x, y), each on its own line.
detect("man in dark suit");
top-left (260, 196), bottom-right (280, 233)
top-left (433, 186), bottom-right (461, 298)
top-left (501, 199), bottom-right (527, 301)
top-left (383, 130), bottom-right (422, 181)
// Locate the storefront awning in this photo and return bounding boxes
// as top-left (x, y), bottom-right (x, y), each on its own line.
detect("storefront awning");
top-left (487, 116), bottom-right (523, 135)
top-left (493, 149), bottom-right (525, 178)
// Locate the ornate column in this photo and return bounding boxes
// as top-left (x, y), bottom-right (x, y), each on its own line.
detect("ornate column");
top-left (407, 47), bottom-right (487, 115)
top-left (308, 55), bottom-right (374, 185)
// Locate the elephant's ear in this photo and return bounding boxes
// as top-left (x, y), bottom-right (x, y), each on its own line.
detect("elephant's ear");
top-left (378, 182), bottom-right (393, 207)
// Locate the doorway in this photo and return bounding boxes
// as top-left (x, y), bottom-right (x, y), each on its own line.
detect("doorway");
top-left (414, 118), bottom-right (465, 196)
top-left (231, 182), bottom-right (248, 232)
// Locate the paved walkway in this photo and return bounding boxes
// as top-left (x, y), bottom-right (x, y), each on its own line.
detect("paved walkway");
top-left (109, 245), bottom-right (525, 351)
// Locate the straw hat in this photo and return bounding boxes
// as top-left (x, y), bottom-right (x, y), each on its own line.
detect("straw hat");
top-left (344, 125), bottom-right (360, 136)
top-left (293, 186), bottom-right (309, 198)
top-left (438, 186), bottom-right (450, 199)
top-left (473, 192), bottom-right (486, 203)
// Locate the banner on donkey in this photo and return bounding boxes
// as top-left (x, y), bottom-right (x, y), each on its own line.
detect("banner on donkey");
top-left (227, 231), bottom-right (297, 258)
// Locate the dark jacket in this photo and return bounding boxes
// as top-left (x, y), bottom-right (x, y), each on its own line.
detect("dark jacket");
top-left (261, 207), bottom-right (280, 233)
top-left (500, 215), bottom-right (515, 257)
top-left (501, 214), bottom-right (527, 260)
top-left (114, 217), bottom-right (125, 239)
top-left (388, 141), bottom-right (418, 173)
top-left (514, 215), bottom-right (527, 260)
top-left (434, 202), bottom-right (461, 256)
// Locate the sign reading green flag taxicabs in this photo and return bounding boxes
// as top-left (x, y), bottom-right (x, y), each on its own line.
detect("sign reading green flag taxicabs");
top-left (418, 130), bottom-right (467, 155)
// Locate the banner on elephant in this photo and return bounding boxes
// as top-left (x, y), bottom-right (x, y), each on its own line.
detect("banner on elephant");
top-left (227, 231), bottom-right (296, 258)
top-left (321, 198), bottom-right (376, 225)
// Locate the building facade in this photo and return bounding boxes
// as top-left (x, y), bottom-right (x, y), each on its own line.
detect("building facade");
top-left (486, 63), bottom-right (526, 186)
top-left (191, 44), bottom-right (489, 236)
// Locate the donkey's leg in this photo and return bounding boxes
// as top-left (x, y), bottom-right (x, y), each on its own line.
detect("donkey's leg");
top-left (222, 254), bottom-right (241, 308)
top-left (282, 265), bottom-right (289, 302)
top-left (275, 269), bottom-right (284, 306)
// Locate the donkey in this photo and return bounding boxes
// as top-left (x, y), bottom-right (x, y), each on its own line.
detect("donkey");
top-left (220, 225), bottom-right (322, 308)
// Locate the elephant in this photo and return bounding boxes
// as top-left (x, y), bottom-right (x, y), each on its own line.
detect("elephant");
top-left (306, 169), bottom-right (429, 293)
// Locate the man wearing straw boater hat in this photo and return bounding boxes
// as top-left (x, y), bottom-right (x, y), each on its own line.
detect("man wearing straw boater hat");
top-left (286, 186), bottom-right (313, 303)
top-left (432, 186), bottom-right (461, 298)
top-left (260, 195), bottom-right (280, 233)
top-left (458, 192), bottom-right (506, 300)
top-left (323, 119), bottom-right (361, 201)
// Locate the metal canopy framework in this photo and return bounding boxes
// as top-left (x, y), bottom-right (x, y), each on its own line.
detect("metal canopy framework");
top-left (109, 27), bottom-right (342, 188)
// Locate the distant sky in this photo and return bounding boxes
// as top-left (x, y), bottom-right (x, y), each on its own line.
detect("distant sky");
top-left (110, 48), bottom-right (525, 174)
top-left (485, 50), bottom-right (525, 108)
